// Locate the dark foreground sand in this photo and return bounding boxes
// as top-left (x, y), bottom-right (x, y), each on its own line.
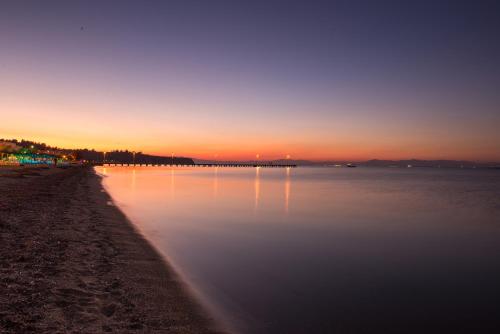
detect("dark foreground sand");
top-left (0, 166), bottom-right (225, 333)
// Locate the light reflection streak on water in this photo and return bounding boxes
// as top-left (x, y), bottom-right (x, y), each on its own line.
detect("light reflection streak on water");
top-left (131, 168), bottom-right (136, 191)
top-left (213, 167), bottom-right (218, 199)
top-left (170, 167), bottom-right (175, 200)
top-left (285, 167), bottom-right (291, 214)
top-left (254, 167), bottom-right (260, 211)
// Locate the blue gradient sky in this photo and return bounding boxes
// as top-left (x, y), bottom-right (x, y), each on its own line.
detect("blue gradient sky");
top-left (1, 0), bottom-right (499, 160)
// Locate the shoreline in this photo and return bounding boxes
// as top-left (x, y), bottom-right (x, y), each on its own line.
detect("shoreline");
top-left (0, 166), bottom-right (226, 333)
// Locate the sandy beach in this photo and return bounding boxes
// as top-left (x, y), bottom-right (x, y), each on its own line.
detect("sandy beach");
top-left (0, 166), bottom-right (224, 333)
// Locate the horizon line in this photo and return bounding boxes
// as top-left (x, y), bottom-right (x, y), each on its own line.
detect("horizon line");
top-left (2, 137), bottom-right (499, 164)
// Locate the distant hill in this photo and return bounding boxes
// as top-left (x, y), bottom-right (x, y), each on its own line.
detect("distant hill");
top-left (76, 149), bottom-right (194, 165)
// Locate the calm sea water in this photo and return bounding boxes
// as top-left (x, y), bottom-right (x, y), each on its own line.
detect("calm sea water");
top-left (96, 166), bottom-right (500, 334)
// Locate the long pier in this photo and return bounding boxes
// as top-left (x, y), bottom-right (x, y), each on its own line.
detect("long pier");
top-left (97, 163), bottom-right (296, 168)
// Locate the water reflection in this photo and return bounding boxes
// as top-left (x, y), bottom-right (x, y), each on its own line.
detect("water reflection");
top-left (97, 166), bottom-right (500, 334)
top-left (170, 167), bottom-right (175, 200)
top-left (254, 167), bottom-right (260, 211)
top-left (213, 167), bottom-right (218, 199)
top-left (284, 168), bottom-right (291, 214)
top-left (131, 168), bottom-right (136, 190)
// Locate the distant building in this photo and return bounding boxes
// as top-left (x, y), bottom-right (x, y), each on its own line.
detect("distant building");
top-left (0, 142), bottom-right (58, 166)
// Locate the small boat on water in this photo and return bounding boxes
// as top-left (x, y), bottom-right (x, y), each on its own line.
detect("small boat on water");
top-left (346, 163), bottom-right (357, 168)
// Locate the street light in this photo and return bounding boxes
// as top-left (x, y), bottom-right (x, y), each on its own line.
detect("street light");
top-left (132, 151), bottom-right (136, 165)
top-left (103, 151), bottom-right (107, 164)
top-left (171, 152), bottom-right (174, 165)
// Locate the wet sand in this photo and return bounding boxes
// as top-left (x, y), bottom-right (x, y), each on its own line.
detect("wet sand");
top-left (0, 166), bottom-right (225, 333)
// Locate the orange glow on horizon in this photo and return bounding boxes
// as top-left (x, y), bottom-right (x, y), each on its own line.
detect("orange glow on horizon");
top-left (1, 131), bottom-right (499, 162)
top-left (2, 73), bottom-right (500, 163)
top-left (2, 9), bottom-right (500, 165)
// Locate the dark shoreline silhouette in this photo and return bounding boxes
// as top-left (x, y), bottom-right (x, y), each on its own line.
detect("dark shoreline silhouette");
top-left (2, 138), bottom-right (498, 169)
top-left (0, 138), bottom-right (194, 165)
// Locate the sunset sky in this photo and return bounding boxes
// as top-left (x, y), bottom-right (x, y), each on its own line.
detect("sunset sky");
top-left (1, 1), bottom-right (499, 161)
